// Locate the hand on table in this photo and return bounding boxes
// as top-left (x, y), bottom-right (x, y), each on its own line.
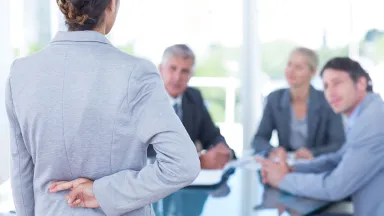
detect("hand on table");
top-left (268, 147), bottom-right (287, 162)
top-left (49, 178), bottom-right (99, 208)
top-left (200, 142), bottom-right (231, 169)
top-left (255, 157), bottom-right (290, 188)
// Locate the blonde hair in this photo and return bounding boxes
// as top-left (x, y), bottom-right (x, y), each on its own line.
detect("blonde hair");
top-left (291, 47), bottom-right (319, 72)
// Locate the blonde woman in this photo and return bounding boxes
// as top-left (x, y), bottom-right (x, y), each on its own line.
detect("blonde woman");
top-left (253, 47), bottom-right (345, 160)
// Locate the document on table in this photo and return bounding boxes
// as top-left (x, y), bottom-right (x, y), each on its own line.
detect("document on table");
top-left (189, 154), bottom-right (309, 186)
top-left (190, 169), bottom-right (224, 186)
top-left (224, 156), bottom-right (258, 170)
top-left (190, 156), bottom-right (259, 186)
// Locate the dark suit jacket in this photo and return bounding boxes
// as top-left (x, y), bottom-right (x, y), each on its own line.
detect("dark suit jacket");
top-left (148, 87), bottom-right (227, 156)
top-left (253, 86), bottom-right (345, 156)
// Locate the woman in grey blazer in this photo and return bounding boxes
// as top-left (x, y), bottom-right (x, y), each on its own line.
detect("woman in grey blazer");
top-left (6, 0), bottom-right (200, 215)
top-left (253, 47), bottom-right (345, 160)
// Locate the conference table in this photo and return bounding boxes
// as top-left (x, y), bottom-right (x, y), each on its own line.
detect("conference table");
top-left (151, 166), bottom-right (331, 216)
top-left (0, 164), bottom-right (332, 216)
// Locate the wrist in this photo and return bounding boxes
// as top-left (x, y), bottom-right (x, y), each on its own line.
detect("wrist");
top-left (288, 166), bottom-right (296, 173)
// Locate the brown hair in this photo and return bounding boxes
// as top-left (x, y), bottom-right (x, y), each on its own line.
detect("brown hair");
top-left (320, 57), bottom-right (373, 92)
top-left (57, 0), bottom-right (110, 31)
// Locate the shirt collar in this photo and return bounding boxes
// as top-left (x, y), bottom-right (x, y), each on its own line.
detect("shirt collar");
top-left (345, 97), bottom-right (365, 133)
top-left (168, 94), bottom-right (183, 106)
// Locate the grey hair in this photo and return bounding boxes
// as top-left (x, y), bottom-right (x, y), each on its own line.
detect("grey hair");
top-left (291, 47), bottom-right (319, 72)
top-left (161, 44), bottom-right (196, 66)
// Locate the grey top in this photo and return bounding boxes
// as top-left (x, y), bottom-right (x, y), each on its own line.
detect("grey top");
top-left (5, 31), bottom-right (200, 216)
top-left (280, 93), bottom-right (384, 216)
top-left (289, 105), bottom-right (308, 150)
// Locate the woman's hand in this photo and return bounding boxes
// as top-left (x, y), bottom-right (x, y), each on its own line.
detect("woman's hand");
top-left (49, 178), bottom-right (100, 208)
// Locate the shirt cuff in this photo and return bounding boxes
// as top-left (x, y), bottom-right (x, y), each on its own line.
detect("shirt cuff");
top-left (213, 136), bottom-right (236, 160)
top-left (213, 136), bottom-right (226, 145)
top-left (93, 178), bottom-right (116, 216)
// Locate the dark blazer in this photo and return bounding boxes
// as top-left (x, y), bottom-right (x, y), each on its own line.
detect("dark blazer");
top-left (253, 86), bottom-right (345, 156)
top-left (181, 87), bottom-right (226, 148)
top-left (148, 87), bottom-right (227, 156)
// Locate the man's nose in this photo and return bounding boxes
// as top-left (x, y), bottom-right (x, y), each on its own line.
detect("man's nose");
top-left (326, 88), bottom-right (336, 98)
top-left (173, 70), bottom-right (182, 82)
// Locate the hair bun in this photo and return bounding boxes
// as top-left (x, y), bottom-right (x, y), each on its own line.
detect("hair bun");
top-left (58, 0), bottom-right (89, 25)
top-left (57, 0), bottom-right (110, 31)
top-left (70, 0), bottom-right (91, 8)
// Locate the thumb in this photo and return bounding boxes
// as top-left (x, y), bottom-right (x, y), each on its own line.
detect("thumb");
top-left (66, 186), bottom-right (84, 205)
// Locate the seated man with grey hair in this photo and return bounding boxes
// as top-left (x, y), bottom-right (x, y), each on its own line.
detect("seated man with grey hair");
top-left (148, 44), bottom-right (234, 169)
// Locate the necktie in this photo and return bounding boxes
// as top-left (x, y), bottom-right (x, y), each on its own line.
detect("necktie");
top-left (173, 103), bottom-right (181, 119)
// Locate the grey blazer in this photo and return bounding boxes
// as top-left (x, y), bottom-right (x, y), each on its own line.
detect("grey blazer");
top-left (5, 31), bottom-right (200, 216)
top-left (279, 93), bottom-right (384, 216)
top-left (253, 86), bottom-right (345, 156)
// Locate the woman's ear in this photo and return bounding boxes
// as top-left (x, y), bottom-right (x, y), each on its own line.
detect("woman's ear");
top-left (106, 0), bottom-right (117, 13)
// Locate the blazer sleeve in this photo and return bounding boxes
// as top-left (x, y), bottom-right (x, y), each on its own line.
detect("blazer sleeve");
top-left (6, 75), bottom-right (35, 216)
top-left (196, 92), bottom-right (226, 150)
top-left (279, 122), bottom-right (384, 201)
top-left (293, 149), bottom-right (342, 173)
top-left (309, 109), bottom-right (345, 156)
top-left (252, 96), bottom-right (276, 155)
top-left (93, 59), bottom-right (201, 216)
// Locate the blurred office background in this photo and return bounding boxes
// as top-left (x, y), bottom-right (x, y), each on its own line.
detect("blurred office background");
top-left (1, 0), bottom-right (384, 196)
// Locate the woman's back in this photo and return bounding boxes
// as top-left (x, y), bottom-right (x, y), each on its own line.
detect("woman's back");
top-left (7, 31), bottom-right (200, 216)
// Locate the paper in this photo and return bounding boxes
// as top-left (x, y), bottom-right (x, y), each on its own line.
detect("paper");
top-left (252, 209), bottom-right (279, 216)
top-left (190, 169), bottom-right (224, 186)
top-left (225, 156), bottom-right (262, 171)
top-left (189, 153), bottom-right (308, 186)
top-left (190, 156), bottom-right (259, 186)
top-left (243, 162), bottom-right (261, 171)
top-left (224, 156), bottom-right (255, 170)
top-left (287, 152), bottom-right (310, 165)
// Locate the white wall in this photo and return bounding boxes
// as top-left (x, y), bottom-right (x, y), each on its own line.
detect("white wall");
top-left (24, 0), bottom-right (51, 45)
top-left (0, 0), bottom-right (12, 184)
top-left (50, 0), bottom-right (67, 37)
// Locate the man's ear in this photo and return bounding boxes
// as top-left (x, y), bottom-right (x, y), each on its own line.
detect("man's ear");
top-left (357, 76), bottom-right (367, 91)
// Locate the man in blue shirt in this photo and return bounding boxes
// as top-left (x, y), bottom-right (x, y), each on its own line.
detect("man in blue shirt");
top-left (257, 57), bottom-right (384, 216)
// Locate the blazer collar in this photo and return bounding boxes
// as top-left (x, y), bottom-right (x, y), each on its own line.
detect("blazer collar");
top-left (182, 88), bottom-right (198, 105)
top-left (51, 31), bottom-right (111, 45)
top-left (279, 85), bottom-right (321, 110)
